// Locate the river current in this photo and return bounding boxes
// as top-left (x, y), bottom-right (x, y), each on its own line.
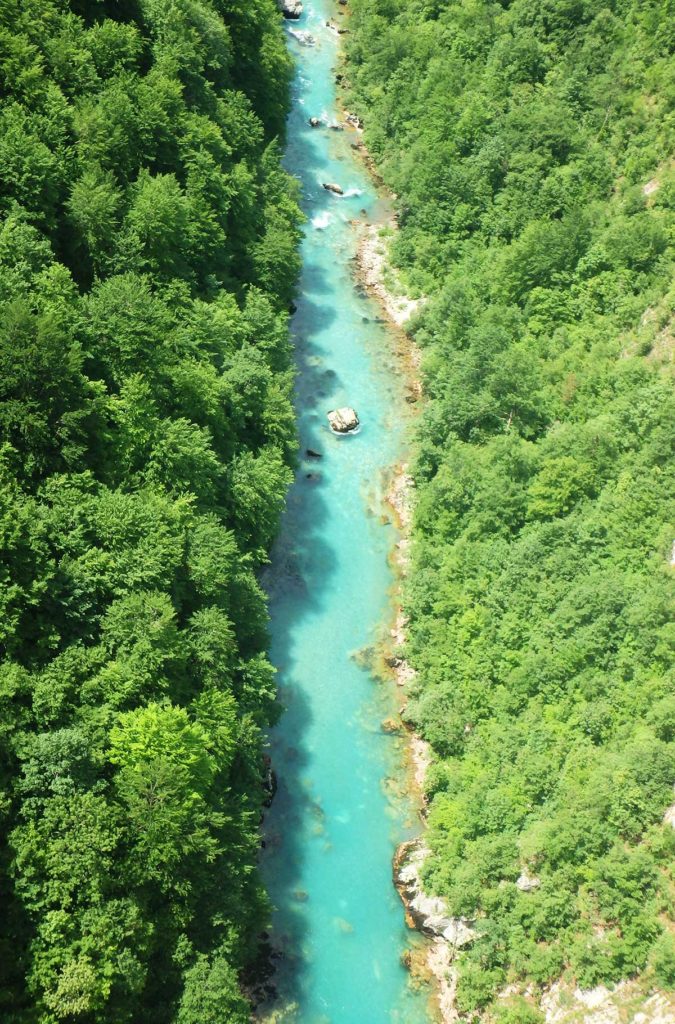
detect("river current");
top-left (260, 4), bottom-right (431, 1021)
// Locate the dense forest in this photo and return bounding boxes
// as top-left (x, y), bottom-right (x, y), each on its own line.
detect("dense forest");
top-left (0, 0), bottom-right (301, 1021)
top-left (346, 0), bottom-right (675, 1016)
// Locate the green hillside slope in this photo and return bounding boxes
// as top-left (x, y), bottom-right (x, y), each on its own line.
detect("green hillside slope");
top-left (346, 0), bottom-right (675, 1016)
top-left (0, 1), bottom-right (300, 1021)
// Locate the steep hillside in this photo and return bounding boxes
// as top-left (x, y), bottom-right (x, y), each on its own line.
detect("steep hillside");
top-left (0, 1), bottom-right (300, 1021)
top-left (346, 0), bottom-right (675, 1017)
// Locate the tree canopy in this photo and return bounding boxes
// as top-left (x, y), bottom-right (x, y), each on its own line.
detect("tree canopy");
top-left (346, 0), bottom-right (675, 1014)
top-left (0, 0), bottom-right (300, 1020)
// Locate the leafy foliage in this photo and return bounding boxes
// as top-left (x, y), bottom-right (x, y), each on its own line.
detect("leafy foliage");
top-left (346, 0), bottom-right (675, 1010)
top-left (0, 0), bottom-right (300, 1020)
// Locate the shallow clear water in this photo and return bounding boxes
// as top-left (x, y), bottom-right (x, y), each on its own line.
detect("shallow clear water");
top-left (260, 5), bottom-right (430, 1023)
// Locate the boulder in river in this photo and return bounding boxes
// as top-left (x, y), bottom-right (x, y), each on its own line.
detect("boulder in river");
top-left (327, 407), bottom-right (359, 433)
top-left (322, 182), bottom-right (344, 195)
top-left (306, 448), bottom-right (322, 459)
top-left (308, 116), bottom-right (321, 127)
top-left (277, 0), bottom-right (302, 17)
top-left (289, 28), bottom-right (315, 44)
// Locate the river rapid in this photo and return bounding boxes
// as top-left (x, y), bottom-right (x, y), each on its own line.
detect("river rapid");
top-left (260, 4), bottom-right (431, 1022)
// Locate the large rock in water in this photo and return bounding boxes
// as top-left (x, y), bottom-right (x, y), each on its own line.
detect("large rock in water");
top-left (327, 407), bottom-right (359, 433)
top-left (322, 182), bottom-right (344, 195)
top-left (289, 27), bottom-right (315, 44)
top-left (277, 0), bottom-right (302, 17)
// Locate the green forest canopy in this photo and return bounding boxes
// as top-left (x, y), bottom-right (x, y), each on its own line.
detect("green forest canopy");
top-left (346, 0), bottom-right (675, 1016)
top-left (0, 0), bottom-right (301, 1021)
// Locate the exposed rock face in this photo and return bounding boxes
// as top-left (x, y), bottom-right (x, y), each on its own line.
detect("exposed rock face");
top-left (327, 407), bottom-right (359, 433)
top-left (277, 0), bottom-right (302, 17)
top-left (394, 839), bottom-right (476, 947)
top-left (322, 182), bottom-right (344, 195)
top-left (516, 871), bottom-right (541, 892)
top-left (357, 223), bottom-right (425, 327)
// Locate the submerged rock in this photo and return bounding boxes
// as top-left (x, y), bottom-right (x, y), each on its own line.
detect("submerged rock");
top-left (277, 0), bottom-right (302, 17)
top-left (322, 182), bottom-right (344, 195)
top-left (306, 448), bottom-right (322, 459)
top-left (327, 407), bottom-right (359, 433)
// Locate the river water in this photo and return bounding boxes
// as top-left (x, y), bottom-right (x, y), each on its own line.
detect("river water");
top-left (260, 4), bottom-right (431, 1022)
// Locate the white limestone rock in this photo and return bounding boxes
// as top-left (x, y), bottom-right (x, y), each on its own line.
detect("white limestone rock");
top-left (327, 407), bottom-right (359, 433)
top-left (278, 0), bottom-right (302, 18)
top-left (516, 871), bottom-right (541, 892)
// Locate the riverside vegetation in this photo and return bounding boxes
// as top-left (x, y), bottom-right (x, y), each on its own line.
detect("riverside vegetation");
top-left (345, 0), bottom-right (675, 1017)
top-left (0, 0), bottom-right (302, 1021)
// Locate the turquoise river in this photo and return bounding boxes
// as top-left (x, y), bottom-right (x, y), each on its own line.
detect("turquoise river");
top-left (260, 3), bottom-right (432, 1022)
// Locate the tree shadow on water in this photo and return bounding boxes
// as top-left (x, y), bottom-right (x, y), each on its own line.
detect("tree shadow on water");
top-left (257, 341), bottom-right (343, 1016)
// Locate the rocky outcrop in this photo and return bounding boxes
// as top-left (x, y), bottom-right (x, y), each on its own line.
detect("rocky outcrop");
top-left (540, 981), bottom-right (675, 1024)
top-left (277, 0), bottom-right (302, 17)
top-left (663, 788), bottom-right (675, 827)
top-left (345, 111), bottom-right (364, 130)
top-left (516, 870), bottom-right (541, 892)
top-left (322, 182), bottom-right (344, 195)
top-left (357, 223), bottom-right (424, 328)
top-left (327, 407), bottom-right (359, 433)
top-left (394, 839), bottom-right (476, 947)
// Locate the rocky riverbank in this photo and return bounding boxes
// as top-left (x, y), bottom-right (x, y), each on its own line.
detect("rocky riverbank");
top-left (394, 840), bottom-right (477, 1024)
top-left (357, 223), bottom-right (424, 329)
top-left (356, 210), bottom-right (462, 1024)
